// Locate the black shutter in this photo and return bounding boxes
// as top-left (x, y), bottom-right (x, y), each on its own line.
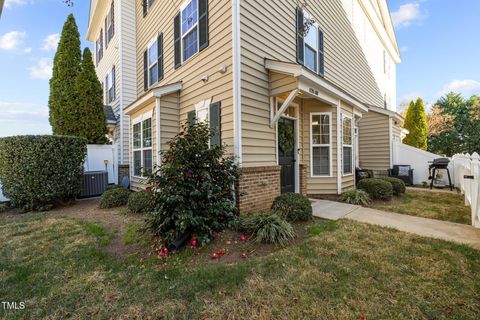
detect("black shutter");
top-left (111, 1), bottom-right (115, 37)
top-left (174, 13), bottom-right (181, 69)
top-left (187, 111), bottom-right (196, 125)
top-left (157, 33), bottom-right (164, 81)
top-left (198, 0), bottom-right (209, 51)
top-left (142, 0), bottom-right (147, 17)
top-left (105, 75), bottom-right (109, 104)
top-left (209, 102), bottom-right (221, 146)
top-left (105, 17), bottom-right (108, 48)
top-left (318, 29), bottom-right (324, 76)
top-left (143, 50), bottom-right (148, 91)
top-left (296, 7), bottom-right (304, 65)
top-left (112, 65), bottom-right (116, 101)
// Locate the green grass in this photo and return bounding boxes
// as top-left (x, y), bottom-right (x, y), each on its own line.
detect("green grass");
top-left (1, 216), bottom-right (479, 319)
top-left (370, 189), bottom-right (472, 225)
top-left (84, 221), bottom-right (115, 246)
top-left (309, 220), bottom-right (339, 236)
top-left (123, 223), bottom-right (144, 245)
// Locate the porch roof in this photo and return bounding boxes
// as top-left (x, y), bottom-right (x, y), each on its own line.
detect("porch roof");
top-left (265, 59), bottom-right (369, 113)
top-left (366, 104), bottom-right (405, 124)
top-left (124, 81), bottom-right (183, 115)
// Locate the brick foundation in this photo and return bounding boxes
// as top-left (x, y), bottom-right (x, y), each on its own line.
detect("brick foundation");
top-left (299, 164), bottom-right (307, 196)
top-left (237, 166), bottom-right (281, 214)
top-left (118, 164), bottom-right (130, 186)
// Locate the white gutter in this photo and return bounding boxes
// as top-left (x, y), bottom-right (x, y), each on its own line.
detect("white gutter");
top-left (232, 0), bottom-right (242, 165)
top-left (337, 101), bottom-right (342, 194)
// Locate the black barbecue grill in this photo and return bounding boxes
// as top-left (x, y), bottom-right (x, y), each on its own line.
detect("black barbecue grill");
top-left (428, 158), bottom-right (453, 191)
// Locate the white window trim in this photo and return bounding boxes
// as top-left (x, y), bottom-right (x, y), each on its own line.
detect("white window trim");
top-left (132, 111), bottom-right (153, 179)
top-left (106, 5), bottom-right (114, 44)
top-left (302, 10), bottom-right (320, 74)
top-left (310, 112), bottom-right (332, 178)
top-left (147, 36), bottom-right (158, 87)
top-left (342, 114), bottom-right (354, 177)
top-left (106, 66), bottom-right (115, 104)
top-left (180, 0), bottom-right (200, 64)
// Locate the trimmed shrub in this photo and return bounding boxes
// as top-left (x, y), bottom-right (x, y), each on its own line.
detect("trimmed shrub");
top-left (146, 121), bottom-right (240, 245)
top-left (272, 193), bottom-right (312, 222)
top-left (358, 178), bottom-right (393, 200)
top-left (241, 212), bottom-right (295, 246)
top-left (0, 135), bottom-right (87, 211)
top-left (340, 189), bottom-right (371, 205)
top-left (128, 190), bottom-right (154, 213)
top-left (380, 177), bottom-right (406, 195)
top-left (99, 188), bottom-right (130, 209)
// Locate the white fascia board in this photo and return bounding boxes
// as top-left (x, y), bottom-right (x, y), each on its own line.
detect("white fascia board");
top-left (86, 0), bottom-right (102, 41)
top-left (125, 82), bottom-right (183, 115)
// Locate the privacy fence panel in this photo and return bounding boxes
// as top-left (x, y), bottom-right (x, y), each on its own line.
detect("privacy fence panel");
top-left (452, 153), bottom-right (480, 228)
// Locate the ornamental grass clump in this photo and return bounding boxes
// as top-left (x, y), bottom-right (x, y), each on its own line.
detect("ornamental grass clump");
top-left (0, 135), bottom-right (87, 211)
top-left (241, 212), bottom-right (295, 246)
top-left (340, 189), bottom-right (371, 205)
top-left (146, 121), bottom-right (240, 246)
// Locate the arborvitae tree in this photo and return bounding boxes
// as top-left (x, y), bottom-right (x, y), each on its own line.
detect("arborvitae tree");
top-left (74, 48), bottom-right (108, 144)
top-left (403, 98), bottom-right (428, 150)
top-left (49, 14), bottom-right (81, 136)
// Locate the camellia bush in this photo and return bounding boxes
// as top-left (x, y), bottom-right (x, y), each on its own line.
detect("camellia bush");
top-left (146, 121), bottom-right (240, 246)
top-left (0, 135), bottom-right (87, 211)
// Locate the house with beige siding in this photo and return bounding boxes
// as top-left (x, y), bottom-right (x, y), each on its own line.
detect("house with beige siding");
top-left (87, 0), bottom-right (137, 182)
top-left (100, 0), bottom-right (404, 213)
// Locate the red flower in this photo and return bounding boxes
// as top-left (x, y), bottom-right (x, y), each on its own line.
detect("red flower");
top-left (240, 253), bottom-right (247, 259)
top-left (190, 236), bottom-right (197, 247)
top-left (163, 247), bottom-right (169, 254)
top-left (146, 186), bottom-right (152, 192)
top-left (240, 234), bottom-right (248, 241)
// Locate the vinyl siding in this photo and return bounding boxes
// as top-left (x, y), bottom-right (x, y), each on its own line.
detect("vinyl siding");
top-left (240, 0), bottom-right (384, 167)
top-left (358, 110), bottom-right (390, 171)
top-left (135, 0), bottom-right (234, 152)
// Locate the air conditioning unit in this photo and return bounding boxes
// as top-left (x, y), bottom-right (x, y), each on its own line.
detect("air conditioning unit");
top-left (80, 171), bottom-right (108, 198)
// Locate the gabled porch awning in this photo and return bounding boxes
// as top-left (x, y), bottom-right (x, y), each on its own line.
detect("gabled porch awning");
top-left (265, 59), bottom-right (369, 126)
top-left (124, 81), bottom-right (183, 115)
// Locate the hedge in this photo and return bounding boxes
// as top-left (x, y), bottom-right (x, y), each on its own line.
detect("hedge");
top-left (271, 193), bottom-right (313, 222)
top-left (99, 188), bottom-right (130, 209)
top-left (379, 177), bottom-right (406, 196)
top-left (0, 135), bottom-right (87, 211)
top-left (357, 178), bottom-right (393, 200)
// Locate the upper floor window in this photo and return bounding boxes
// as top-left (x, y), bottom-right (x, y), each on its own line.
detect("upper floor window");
top-left (142, 0), bottom-right (155, 17)
top-left (96, 29), bottom-right (103, 65)
top-left (174, 0), bottom-right (209, 68)
top-left (143, 34), bottom-right (164, 91)
top-left (105, 2), bottom-right (115, 47)
top-left (105, 66), bottom-right (116, 104)
top-left (296, 8), bottom-right (324, 76)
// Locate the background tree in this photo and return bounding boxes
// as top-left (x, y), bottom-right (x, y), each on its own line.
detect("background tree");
top-left (73, 48), bottom-right (108, 144)
top-left (403, 98), bottom-right (428, 150)
top-left (49, 14), bottom-right (81, 135)
top-left (427, 105), bottom-right (454, 136)
top-left (428, 93), bottom-right (480, 156)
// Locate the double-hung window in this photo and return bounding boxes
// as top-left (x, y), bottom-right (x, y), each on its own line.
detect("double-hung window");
top-left (143, 0), bottom-right (155, 16)
top-left (311, 113), bottom-right (331, 176)
top-left (342, 116), bottom-right (353, 175)
top-left (105, 66), bottom-right (115, 104)
top-left (106, 2), bottom-right (115, 46)
top-left (296, 8), bottom-right (324, 76)
top-left (181, 0), bottom-right (199, 62)
top-left (148, 38), bottom-right (158, 86)
top-left (96, 30), bottom-right (103, 65)
top-left (133, 115), bottom-right (153, 177)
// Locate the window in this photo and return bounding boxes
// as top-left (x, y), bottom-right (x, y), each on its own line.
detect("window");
top-left (174, 0), bottom-right (208, 68)
top-left (148, 39), bottom-right (158, 86)
top-left (106, 2), bottom-right (115, 46)
top-left (187, 100), bottom-right (222, 147)
top-left (296, 9), bottom-right (324, 75)
top-left (342, 116), bottom-right (353, 175)
top-left (311, 113), bottom-right (331, 176)
top-left (143, 0), bottom-right (154, 16)
top-left (181, 0), bottom-right (199, 62)
top-left (133, 115), bottom-right (153, 177)
top-left (96, 30), bottom-right (103, 65)
top-left (106, 66), bottom-right (115, 104)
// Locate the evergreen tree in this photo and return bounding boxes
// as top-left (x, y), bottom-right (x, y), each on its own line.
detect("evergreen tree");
top-left (403, 98), bottom-right (428, 150)
top-left (49, 14), bottom-right (81, 135)
top-left (74, 48), bottom-right (108, 144)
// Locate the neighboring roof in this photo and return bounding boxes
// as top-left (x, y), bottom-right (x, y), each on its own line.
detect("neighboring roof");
top-left (103, 105), bottom-right (117, 126)
top-left (366, 104), bottom-right (404, 123)
top-left (0, 0), bottom-right (4, 19)
top-left (265, 59), bottom-right (369, 113)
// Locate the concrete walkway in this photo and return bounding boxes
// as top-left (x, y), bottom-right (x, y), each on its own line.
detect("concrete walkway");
top-left (311, 199), bottom-right (480, 249)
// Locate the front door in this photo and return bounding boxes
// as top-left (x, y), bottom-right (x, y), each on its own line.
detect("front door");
top-left (278, 117), bottom-right (296, 194)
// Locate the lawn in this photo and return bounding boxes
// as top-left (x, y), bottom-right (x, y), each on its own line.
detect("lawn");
top-left (370, 189), bottom-right (472, 225)
top-left (1, 208), bottom-right (479, 319)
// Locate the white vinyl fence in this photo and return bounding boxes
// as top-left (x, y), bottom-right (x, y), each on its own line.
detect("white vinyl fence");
top-left (452, 153), bottom-right (480, 228)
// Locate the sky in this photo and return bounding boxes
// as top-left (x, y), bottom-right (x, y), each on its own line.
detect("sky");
top-left (0, 0), bottom-right (479, 137)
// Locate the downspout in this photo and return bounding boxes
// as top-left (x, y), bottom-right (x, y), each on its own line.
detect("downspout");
top-left (388, 116), bottom-right (393, 167)
top-left (118, 0), bottom-right (124, 165)
top-left (156, 97), bottom-right (161, 166)
top-left (232, 0), bottom-right (242, 165)
top-left (337, 102), bottom-right (342, 194)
